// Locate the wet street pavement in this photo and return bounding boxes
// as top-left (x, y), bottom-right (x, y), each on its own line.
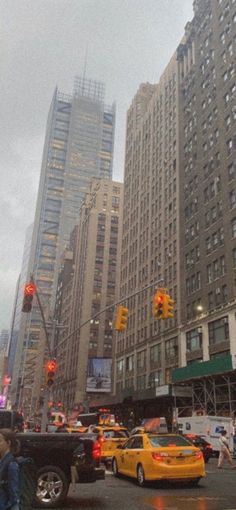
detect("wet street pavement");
top-left (54, 459), bottom-right (236, 510)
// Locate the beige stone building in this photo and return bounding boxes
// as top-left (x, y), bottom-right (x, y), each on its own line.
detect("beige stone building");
top-left (114, 0), bottom-right (236, 422)
top-left (114, 53), bottom-right (181, 423)
top-left (54, 178), bottom-right (123, 411)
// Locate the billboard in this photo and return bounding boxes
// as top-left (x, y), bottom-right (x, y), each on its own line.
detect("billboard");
top-left (86, 358), bottom-right (112, 393)
top-left (0, 395), bottom-right (7, 409)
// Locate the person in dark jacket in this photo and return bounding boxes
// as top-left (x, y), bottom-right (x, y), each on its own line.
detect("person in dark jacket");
top-left (0, 429), bottom-right (20, 510)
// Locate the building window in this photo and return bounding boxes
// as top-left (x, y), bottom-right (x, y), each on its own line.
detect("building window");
top-left (126, 355), bottom-right (134, 372)
top-left (150, 343), bottom-right (161, 364)
top-left (186, 329), bottom-right (202, 352)
top-left (137, 350), bottom-right (146, 370)
top-left (148, 370), bottom-right (161, 388)
top-left (222, 285), bottom-right (228, 302)
top-left (117, 359), bottom-right (124, 375)
top-left (227, 139), bottom-right (233, 155)
top-left (208, 291), bottom-right (214, 309)
top-left (229, 190), bottom-right (236, 208)
top-left (208, 317), bottom-right (229, 345)
top-left (137, 374), bottom-right (146, 390)
top-left (231, 217), bottom-right (236, 238)
top-left (232, 247), bottom-right (236, 267)
top-left (228, 163), bottom-right (235, 180)
top-left (165, 337), bottom-right (178, 360)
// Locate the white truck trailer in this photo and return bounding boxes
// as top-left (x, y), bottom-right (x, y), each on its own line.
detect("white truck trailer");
top-left (177, 415), bottom-right (234, 454)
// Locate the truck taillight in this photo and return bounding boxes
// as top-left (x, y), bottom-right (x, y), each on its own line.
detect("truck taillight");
top-left (92, 440), bottom-right (101, 460)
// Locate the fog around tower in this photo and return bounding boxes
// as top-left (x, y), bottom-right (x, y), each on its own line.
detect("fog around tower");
top-left (0, 0), bottom-right (193, 329)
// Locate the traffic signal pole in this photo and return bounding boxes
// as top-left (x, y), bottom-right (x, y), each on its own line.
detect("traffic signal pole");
top-left (59, 277), bottom-right (165, 345)
top-left (30, 274), bottom-right (52, 359)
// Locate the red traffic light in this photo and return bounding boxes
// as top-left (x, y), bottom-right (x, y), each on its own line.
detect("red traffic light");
top-left (46, 360), bottom-right (57, 373)
top-left (24, 282), bottom-right (36, 295)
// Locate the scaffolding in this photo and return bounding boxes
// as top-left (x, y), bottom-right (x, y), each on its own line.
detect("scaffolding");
top-left (173, 370), bottom-right (236, 418)
top-left (73, 76), bottom-right (105, 103)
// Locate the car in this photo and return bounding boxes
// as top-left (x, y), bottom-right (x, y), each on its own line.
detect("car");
top-left (184, 434), bottom-right (213, 463)
top-left (91, 425), bottom-right (130, 464)
top-left (112, 433), bottom-right (205, 487)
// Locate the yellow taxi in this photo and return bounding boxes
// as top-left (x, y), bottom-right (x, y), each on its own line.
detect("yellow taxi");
top-left (92, 425), bottom-right (129, 464)
top-left (112, 433), bottom-right (205, 486)
top-left (66, 426), bottom-right (88, 433)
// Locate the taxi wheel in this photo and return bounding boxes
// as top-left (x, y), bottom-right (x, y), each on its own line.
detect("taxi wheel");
top-left (189, 477), bottom-right (201, 487)
top-left (137, 464), bottom-right (145, 487)
top-left (112, 458), bottom-right (119, 477)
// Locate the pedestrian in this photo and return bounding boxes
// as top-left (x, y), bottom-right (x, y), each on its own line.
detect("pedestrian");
top-left (0, 429), bottom-right (20, 510)
top-left (218, 429), bottom-right (234, 468)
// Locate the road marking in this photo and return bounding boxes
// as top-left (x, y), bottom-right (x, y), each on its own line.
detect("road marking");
top-left (105, 470), bottom-right (113, 475)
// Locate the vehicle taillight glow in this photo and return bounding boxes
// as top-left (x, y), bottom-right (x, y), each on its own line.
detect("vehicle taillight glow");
top-left (195, 451), bottom-right (203, 460)
top-left (98, 436), bottom-right (106, 444)
top-left (206, 444), bottom-right (213, 449)
top-left (92, 440), bottom-right (101, 460)
top-left (152, 452), bottom-right (169, 461)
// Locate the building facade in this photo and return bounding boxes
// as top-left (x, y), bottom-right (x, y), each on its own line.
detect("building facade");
top-left (114, 58), bottom-right (181, 423)
top-left (173, 0), bottom-right (236, 417)
top-left (12, 78), bottom-right (115, 416)
top-left (8, 223), bottom-right (33, 399)
top-left (54, 178), bottom-right (123, 412)
top-left (114, 0), bottom-right (236, 424)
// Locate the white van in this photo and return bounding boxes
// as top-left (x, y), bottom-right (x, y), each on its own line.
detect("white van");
top-left (177, 415), bottom-right (234, 454)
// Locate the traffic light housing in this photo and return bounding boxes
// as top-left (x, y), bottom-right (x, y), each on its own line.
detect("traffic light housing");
top-left (163, 293), bottom-right (175, 319)
top-left (153, 290), bottom-right (175, 319)
top-left (22, 282), bottom-right (36, 313)
top-left (114, 306), bottom-right (129, 331)
top-left (152, 291), bottom-right (165, 319)
top-left (45, 360), bottom-right (57, 387)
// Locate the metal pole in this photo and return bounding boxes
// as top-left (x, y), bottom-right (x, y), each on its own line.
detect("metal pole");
top-left (30, 274), bottom-right (52, 358)
top-left (41, 387), bottom-right (50, 433)
top-left (58, 277), bottom-right (165, 345)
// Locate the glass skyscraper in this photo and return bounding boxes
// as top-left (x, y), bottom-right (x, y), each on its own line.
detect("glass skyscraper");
top-left (11, 77), bottom-right (115, 415)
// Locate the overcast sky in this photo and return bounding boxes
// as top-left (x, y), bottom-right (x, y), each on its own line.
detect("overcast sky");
top-left (0, 0), bottom-right (193, 332)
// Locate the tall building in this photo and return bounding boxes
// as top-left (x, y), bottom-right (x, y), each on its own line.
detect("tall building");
top-left (13, 78), bottom-right (115, 416)
top-left (173, 0), bottom-right (236, 416)
top-left (54, 178), bottom-right (123, 412)
top-left (114, 58), bottom-right (180, 424)
top-left (114, 0), bottom-right (236, 423)
top-left (0, 330), bottom-right (9, 354)
top-left (8, 224), bottom-right (33, 390)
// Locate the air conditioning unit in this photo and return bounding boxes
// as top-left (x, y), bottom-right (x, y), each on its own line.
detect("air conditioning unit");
top-left (222, 317), bottom-right (228, 324)
top-left (216, 287), bottom-right (221, 295)
top-left (197, 327), bottom-right (202, 333)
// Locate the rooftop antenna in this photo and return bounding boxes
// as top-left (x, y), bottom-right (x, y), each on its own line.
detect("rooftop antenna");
top-left (82, 44), bottom-right (88, 96)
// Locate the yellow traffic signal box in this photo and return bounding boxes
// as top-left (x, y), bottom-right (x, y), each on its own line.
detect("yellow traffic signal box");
top-left (152, 290), bottom-right (165, 319)
top-left (163, 294), bottom-right (175, 319)
top-left (153, 290), bottom-right (175, 319)
top-left (114, 306), bottom-right (129, 331)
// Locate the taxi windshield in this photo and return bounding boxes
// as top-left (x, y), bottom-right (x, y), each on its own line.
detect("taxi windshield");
top-left (149, 435), bottom-right (192, 447)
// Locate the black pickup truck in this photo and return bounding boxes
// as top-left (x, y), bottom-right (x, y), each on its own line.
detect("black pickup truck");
top-left (17, 432), bottom-right (105, 508)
